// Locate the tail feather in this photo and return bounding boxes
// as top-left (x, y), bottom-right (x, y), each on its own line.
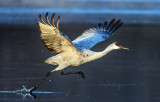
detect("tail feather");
top-left (45, 58), bottom-right (59, 65)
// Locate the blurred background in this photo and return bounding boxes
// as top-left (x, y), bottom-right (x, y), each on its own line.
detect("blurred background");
top-left (0, 0), bottom-right (160, 102)
top-left (0, 0), bottom-right (160, 24)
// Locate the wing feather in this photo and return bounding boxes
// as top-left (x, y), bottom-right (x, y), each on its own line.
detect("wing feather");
top-left (102, 21), bottom-right (107, 30)
top-left (56, 16), bottom-right (60, 29)
top-left (51, 13), bottom-right (56, 27)
top-left (73, 18), bottom-right (123, 50)
top-left (39, 14), bottom-right (46, 24)
top-left (45, 12), bottom-right (52, 26)
top-left (37, 13), bottom-right (79, 54)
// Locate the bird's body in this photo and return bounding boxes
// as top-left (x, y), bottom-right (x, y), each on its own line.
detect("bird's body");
top-left (29, 13), bottom-right (128, 93)
top-left (45, 44), bottom-right (119, 70)
top-left (45, 49), bottom-right (99, 67)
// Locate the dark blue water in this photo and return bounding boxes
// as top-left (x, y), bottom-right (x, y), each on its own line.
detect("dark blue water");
top-left (0, 24), bottom-right (160, 102)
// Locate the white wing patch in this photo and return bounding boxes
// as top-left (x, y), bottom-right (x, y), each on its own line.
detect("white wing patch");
top-left (73, 28), bottom-right (97, 42)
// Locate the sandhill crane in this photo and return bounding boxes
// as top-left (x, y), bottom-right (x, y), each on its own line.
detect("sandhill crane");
top-left (30, 12), bottom-right (129, 93)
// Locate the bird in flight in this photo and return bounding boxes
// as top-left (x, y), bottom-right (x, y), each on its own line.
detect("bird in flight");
top-left (30, 12), bottom-right (128, 93)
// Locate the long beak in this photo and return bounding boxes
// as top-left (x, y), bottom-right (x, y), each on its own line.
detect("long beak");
top-left (119, 46), bottom-right (129, 50)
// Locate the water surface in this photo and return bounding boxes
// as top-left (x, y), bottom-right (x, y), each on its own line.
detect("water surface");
top-left (0, 24), bottom-right (160, 102)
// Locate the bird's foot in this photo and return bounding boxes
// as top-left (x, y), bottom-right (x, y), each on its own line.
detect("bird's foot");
top-left (78, 71), bottom-right (85, 79)
top-left (29, 86), bottom-right (36, 93)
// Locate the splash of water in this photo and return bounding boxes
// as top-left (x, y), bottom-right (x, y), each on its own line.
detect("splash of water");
top-left (16, 85), bottom-right (30, 94)
top-left (0, 85), bottom-right (63, 95)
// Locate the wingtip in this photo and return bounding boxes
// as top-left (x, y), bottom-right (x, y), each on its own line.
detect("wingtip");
top-left (97, 23), bottom-right (102, 29)
top-left (112, 18), bottom-right (116, 21)
top-left (106, 18), bottom-right (116, 31)
top-left (45, 12), bottom-right (52, 25)
top-left (39, 14), bottom-right (45, 24)
top-left (102, 21), bottom-right (108, 30)
top-left (56, 15), bottom-right (61, 29)
top-left (110, 22), bottom-right (123, 34)
top-left (39, 14), bottom-right (42, 19)
top-left (45, 12), bottom-right (48, 18)
top-left (51, 13), bottom-right (56, 26)
top-left (109, 19), bottom-right (122, 32)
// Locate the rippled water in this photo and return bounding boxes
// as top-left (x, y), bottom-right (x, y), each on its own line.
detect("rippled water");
top-left (0, 24), bottom-right (160, 102)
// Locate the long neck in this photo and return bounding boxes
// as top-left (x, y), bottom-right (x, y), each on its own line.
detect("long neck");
top-left (94, 46), bottom-right (114, 59)
top-left (84, 46), bottom-right (114, 63)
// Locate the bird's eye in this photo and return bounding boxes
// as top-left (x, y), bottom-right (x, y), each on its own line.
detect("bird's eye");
top-left (115, 43), bottom-right (119, 46)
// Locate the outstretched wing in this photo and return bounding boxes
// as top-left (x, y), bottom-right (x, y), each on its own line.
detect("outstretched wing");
top-left (73, 19), bottom-right (123, 50)
top-left (37, 13), bottom-right (80, 54)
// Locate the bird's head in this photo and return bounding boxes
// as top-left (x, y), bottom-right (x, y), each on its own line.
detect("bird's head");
top-left (81, 42), bottom-right (129, 64)
top-left (109, 42), bottom-right (129, 50)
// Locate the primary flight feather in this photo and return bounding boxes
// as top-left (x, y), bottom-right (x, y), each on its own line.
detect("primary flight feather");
top-left (30, 12), bottom-right (128, 93)
top-left (73, 18), bottom-right (123, 50)
top-left (38, 13), bottom-right (79, 54)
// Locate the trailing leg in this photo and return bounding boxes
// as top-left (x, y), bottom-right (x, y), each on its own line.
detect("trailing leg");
top-left (61, 69), bottom-right (85, 79)
top-left (29, 64), bottom-right (69, 93)
top-left (30, 71), bottom-right (51, 93)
